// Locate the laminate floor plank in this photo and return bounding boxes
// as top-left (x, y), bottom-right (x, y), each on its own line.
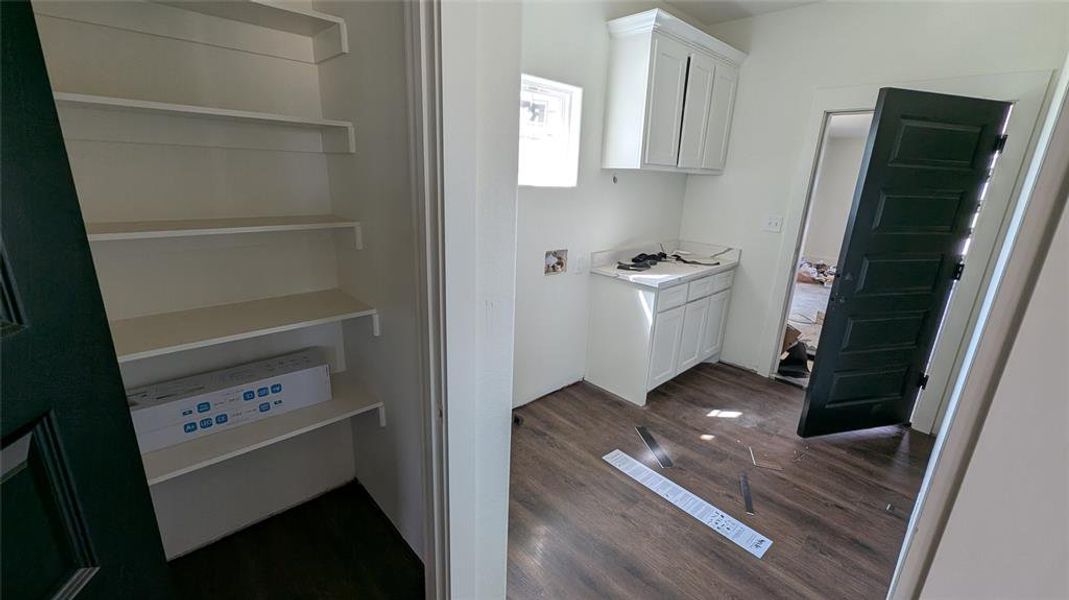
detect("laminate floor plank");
top-left (507, 363), bottom-right (934, 599)
top-left (169, 480), bottom-right (423, 599)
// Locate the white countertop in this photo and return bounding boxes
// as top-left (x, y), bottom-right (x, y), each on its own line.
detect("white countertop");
top-left (591, 248), bottom-right (740, 289)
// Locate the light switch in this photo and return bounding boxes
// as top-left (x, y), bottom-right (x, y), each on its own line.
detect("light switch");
top-left (763, 215), bottom-right (784, 233)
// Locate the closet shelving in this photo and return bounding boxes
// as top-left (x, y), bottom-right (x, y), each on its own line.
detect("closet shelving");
top-left (54, 93), bottom-right (356, 153)
top-left (143, 373), bottom-right (383, 485)
top-left (86, 215), bottom-right (361, 242)
top-left (155, 0), bottom-right (349, 63)
top-left (110, 289), bottom-right (378, 363)
top-left (39, 0), bottom-right (382, 552)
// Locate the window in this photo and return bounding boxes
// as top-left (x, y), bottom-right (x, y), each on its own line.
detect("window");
top-left (518, 74), bottom-right (582, 187)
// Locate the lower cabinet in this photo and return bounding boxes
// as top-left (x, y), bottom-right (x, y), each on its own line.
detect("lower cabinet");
top-left (648, 288), bottom-right (730, 391)
top-left (701, 289), bottom-right (730, 358)
top-left (586, 267), bottom-right (735, 407)
top-left (675, 296), bottom-right (711, 374)
top-left (648, 305), bottom-right (686, 389)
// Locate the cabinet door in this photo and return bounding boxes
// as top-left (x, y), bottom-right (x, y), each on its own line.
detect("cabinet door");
top-left (676, 297), bottom-right (711, 373)
top-left (642, 33), bottom-right (689, 167)
top-left (647, 305), bottom-right (685, 390)
top-left (677, 53), bottom-right (716, 169)
top-left (700, 64), bottom-right (739, 171)
top-left (700, 289), bottom-right (730, 359)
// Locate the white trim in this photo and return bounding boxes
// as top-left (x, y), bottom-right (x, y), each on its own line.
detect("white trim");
top-left (404, 0), bottom-right (448, 597)
top-left (888, 52), bottom-right (1069, 599)
top-left (607, 9), bottom-right (747, 66)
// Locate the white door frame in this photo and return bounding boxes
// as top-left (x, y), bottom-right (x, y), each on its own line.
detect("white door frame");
top-left (771, 108), bottom-right (871, 381)
top-left (405, 0), bottom-right (449, 597)
top-left (889, 54), bottom-right (1069, 599)
top-left (760, 70), bottom-right (1055, 434)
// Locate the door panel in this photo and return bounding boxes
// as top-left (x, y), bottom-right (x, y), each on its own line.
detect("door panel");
top-left (676, 297), bottom-right (710, 373)
top-left (677, 53), bottom-right (716, 169)
top-left (700, 65), bottom-right (738, 171)
top-left (648, 306), bottom-right (685, 390)
top-left (2, 420), bottom-right (98, 599)
top-left (1, 1), bottom-right (172, 596)
top-left (700, 289), bottom-right (730, 359)
top-left (798, 88), bottom-right (1011, 437)
top-left (643, 34), bottom-right (689, 167)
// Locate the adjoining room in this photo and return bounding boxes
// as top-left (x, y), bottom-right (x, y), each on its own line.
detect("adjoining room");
top-left (505, 1), bottom-right (1067, 598)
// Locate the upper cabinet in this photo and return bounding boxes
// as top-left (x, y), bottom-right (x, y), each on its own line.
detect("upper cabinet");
top-left (602, 10), bottom-right (745, 175)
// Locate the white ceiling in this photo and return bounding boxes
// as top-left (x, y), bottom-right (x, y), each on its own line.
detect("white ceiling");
top-left (827, 112), bottom-right (873, 139)
top-left (667, 0), bottom-right (819, 26)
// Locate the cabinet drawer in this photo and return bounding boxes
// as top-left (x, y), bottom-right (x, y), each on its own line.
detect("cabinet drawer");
top-left (687, 270), bottom-right (734, 301)
top-left (686, 276), bottom-right (716, 301)
top-left (658, 284), bottom-right (688, 312)
top-left (710, 270), bottom-right (734, 294)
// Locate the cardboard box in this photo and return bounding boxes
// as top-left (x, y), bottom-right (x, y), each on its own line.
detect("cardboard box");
top-left (127, 350), bottom-right (331, 453)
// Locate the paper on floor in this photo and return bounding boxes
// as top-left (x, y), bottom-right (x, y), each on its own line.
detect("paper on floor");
top-left (603, 449), bottom-right (772, 559)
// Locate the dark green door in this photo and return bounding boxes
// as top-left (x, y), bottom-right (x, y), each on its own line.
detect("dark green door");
top-left (798, 88), bottom-right (1011, 438)
top-left (1, 1), bottom-right (173, 596)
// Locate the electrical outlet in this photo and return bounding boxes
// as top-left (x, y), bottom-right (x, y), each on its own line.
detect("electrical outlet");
top-left (763, 215), bottom-right (784, 233)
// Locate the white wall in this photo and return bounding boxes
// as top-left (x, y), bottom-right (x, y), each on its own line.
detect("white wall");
top-left (800, 136), bottom-right (866, 264)
top-left (679, 2), bottom-right (1069, 373)
top-left (315, 0), bottom-right (425, 556)
top-left (513, 1), bottom-right (690, 407)
top-left (921, 203), bottom-right (1068, 599)
top-left (442, 1), bottom-right (521, 597)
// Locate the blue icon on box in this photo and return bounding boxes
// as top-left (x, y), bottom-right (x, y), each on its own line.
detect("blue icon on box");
top-left (257, 387), bottom-right (269, 397)
top-left (199, 418), bottom-right (213, 429)
top-left (215, 414), bottom-right (228, 425)
top-left (183, 422), bottom-right (197, 433)
top-left (271, 383), bottom-right (282, 394)
top-left (258, 402), bottom-right (270, 413)
top-left (243, 390), bottom-right (255, 401)
top-left (182, 409), bottom-right (193, 416)
top-left (273, 399), bottom-right (282, 405)
top-left (197, 402), bottom-right (211, 413)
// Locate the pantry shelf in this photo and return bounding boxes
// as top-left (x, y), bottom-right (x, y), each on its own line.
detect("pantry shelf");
top-left (53, 92), bottom-right (355, 153)
top-left (111, 289), bottom-right (378, 363)
top-left (141, 372), bottom-right (382, 485)
top-left (86, 215), bottom-right (361, 243)
top-left (156, 0), bottom-right (348, 63)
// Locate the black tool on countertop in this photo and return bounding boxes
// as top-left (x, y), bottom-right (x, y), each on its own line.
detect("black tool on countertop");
top-left (617, 251), bottom-right (668, 271)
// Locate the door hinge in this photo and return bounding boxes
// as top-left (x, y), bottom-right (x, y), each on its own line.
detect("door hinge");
top-left (993, 134), bottom-right (1008, 154)
top-left (919, 373), bottom-right (930, 389)
top-left (952, 261), bottom-right (965, 281)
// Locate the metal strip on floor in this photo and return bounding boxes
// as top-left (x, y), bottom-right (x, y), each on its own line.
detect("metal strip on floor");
top-left (740, 473), bottom-right (755, 515)
top-left (635, 426), bottom-right (673, 468)
top-left (603, 449), bottom-right (772, 559)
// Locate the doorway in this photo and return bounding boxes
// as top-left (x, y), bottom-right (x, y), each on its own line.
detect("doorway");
top-left (776, 112), bottom-right (874, 387)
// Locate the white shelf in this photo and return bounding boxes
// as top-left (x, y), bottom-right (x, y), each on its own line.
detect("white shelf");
top-left (141, 372), bottom-right (382, 485)
top-left (156, 0), bottom-right (348, 62)
top-left (54, 92), bottom-right (355, 153)
top-left (111, 289), bottom-right (377, 363)
top-left (86, 215), bottom-right (361, 243)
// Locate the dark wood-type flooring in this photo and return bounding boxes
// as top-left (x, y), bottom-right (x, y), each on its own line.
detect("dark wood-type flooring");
top-left (508, 363), bottom-right (934, 599)
top-left (170, 480), bottom-right (423, 599)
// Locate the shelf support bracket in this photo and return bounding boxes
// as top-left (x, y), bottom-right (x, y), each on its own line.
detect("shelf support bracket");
top-left (372, 313), bottom-right (381, 337)
top-left (352, 222), bottom-right (364, 250)
top-left (377, 406), bottom-right (386, 428)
